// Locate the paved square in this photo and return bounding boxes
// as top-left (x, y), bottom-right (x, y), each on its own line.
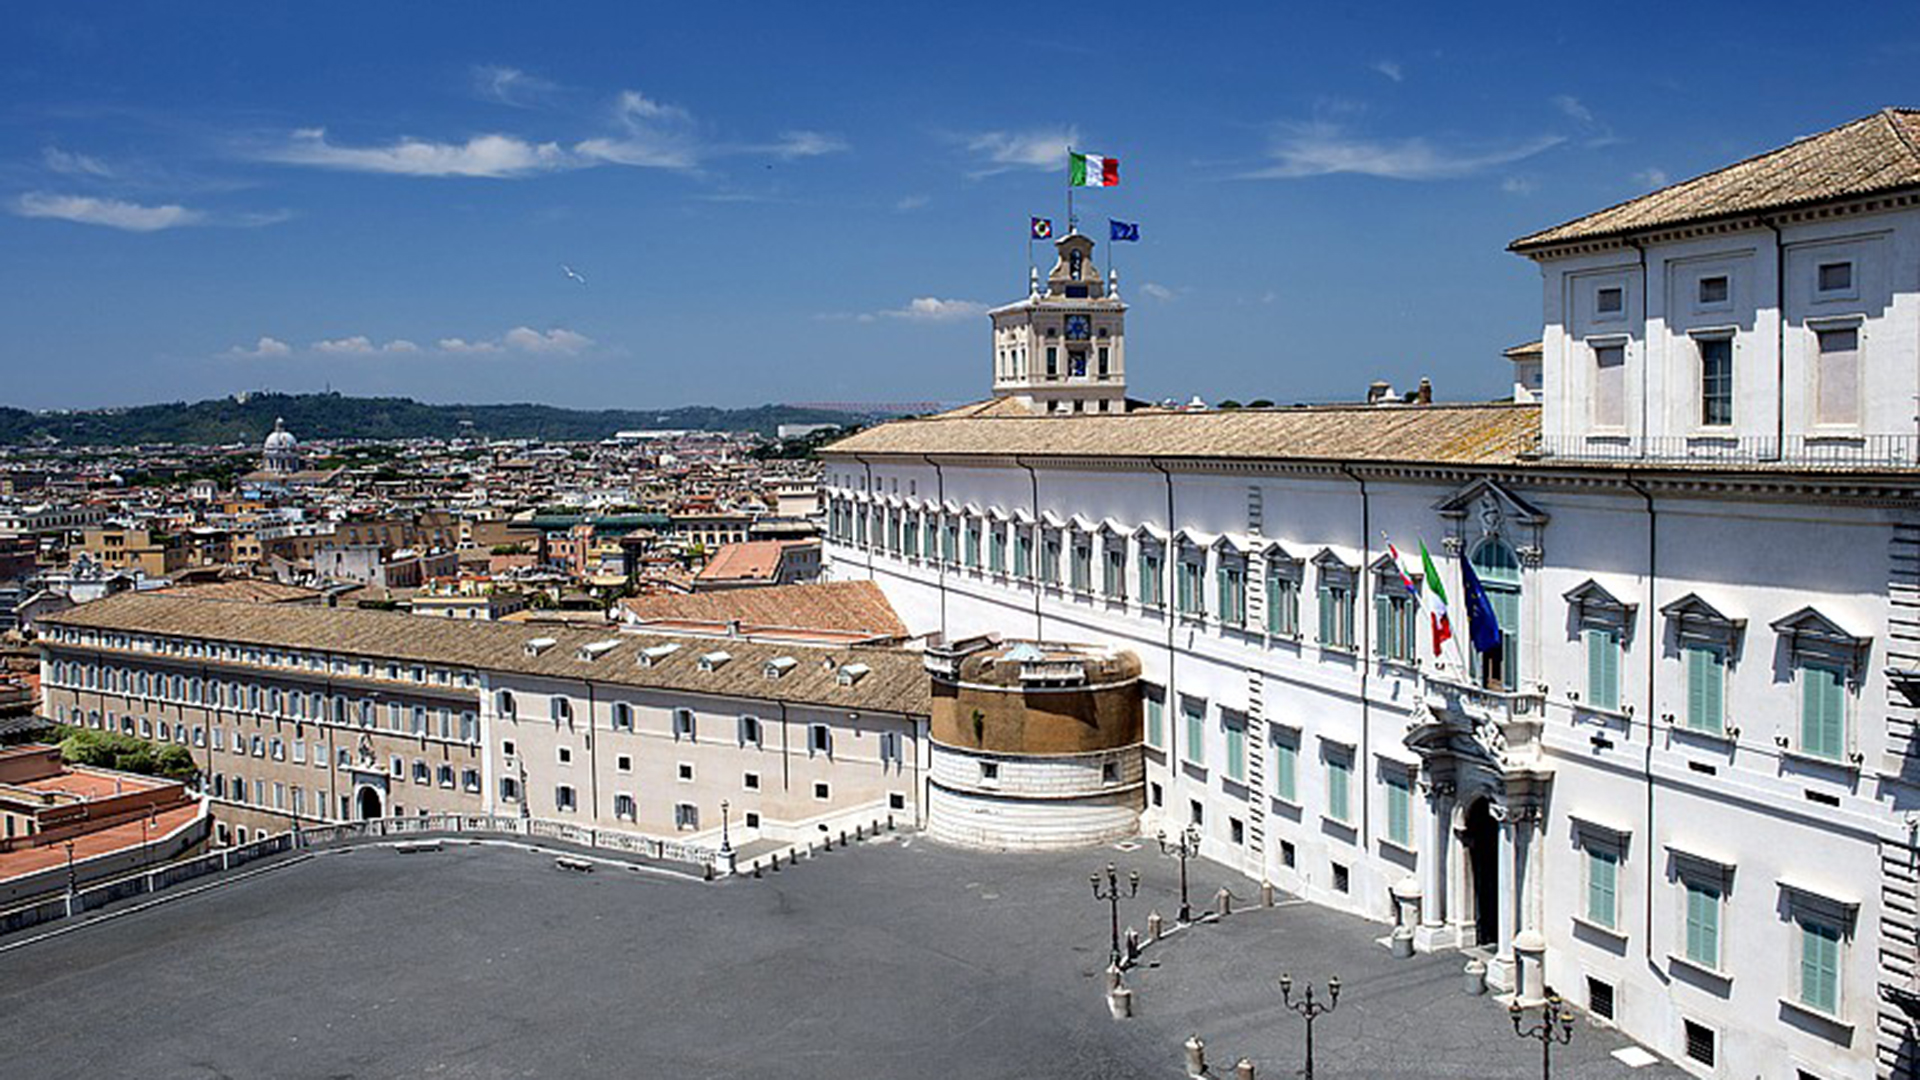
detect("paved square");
top-left (0, 835), bottom-right (1684, 1078)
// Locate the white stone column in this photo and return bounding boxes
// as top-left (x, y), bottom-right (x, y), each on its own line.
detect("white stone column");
top-left (1415, 789), bottom-right (1454, 951)
top-left (1486, 817), bottom-right (1518, 992)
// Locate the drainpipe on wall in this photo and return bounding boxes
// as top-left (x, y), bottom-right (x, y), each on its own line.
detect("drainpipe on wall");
top-left (1015, 455), bottom-right (1043, 640)
top-left (1150, 458), bottom-right (1178, 757)
top-left (921, 453), bottom-right (948, 639)
top-left (1761, 216), bottom-right (1787, 459)
top-left (1338, 463), bottom-right (1372, 849)
top-left (1626, 474), bottom-right (1658, 962)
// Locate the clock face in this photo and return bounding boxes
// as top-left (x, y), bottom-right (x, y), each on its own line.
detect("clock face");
top-left (1065, 315), bottom-right (1091, 341)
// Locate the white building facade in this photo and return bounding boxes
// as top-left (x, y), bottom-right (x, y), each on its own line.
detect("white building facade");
top-left (820, 110), bottom-right (1920, 1079)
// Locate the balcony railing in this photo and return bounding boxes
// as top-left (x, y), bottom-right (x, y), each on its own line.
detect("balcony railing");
top-left (1527, 433), bottom-right (1920, 469)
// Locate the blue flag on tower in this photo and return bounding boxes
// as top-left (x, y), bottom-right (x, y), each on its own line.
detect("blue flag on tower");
top-left (1459, 556), bottom-right (1505, 654)
top-left (1109, 219), bottom-right (1140, 242)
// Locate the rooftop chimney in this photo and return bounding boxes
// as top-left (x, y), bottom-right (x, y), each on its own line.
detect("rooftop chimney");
top-left (1416, 377), bottom-right (1433, 405)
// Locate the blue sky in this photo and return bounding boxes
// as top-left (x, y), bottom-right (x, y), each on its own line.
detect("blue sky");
top-left (3, 3), bottom-right (1916, 413)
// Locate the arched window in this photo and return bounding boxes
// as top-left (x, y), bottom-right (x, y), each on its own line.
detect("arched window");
top-left (1470, 539), bottom-right (1522, 690)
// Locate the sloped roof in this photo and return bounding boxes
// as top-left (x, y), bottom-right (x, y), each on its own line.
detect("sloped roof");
top-left (823, 401), bottom-right (1539, 466)
top-left (41, 592), bottom-right (930, 717)
top-left (1512, 109), bottom-right (1920, 252)
top-left (619, 580), bottom-right (907, 639)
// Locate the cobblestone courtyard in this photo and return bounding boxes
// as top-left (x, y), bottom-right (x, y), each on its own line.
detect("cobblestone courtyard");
top-left (0, 835), bottom-right (1684, 1078)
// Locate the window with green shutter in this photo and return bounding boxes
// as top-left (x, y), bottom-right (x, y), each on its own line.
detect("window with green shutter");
top-left (1683, 879), bottom-right (1720, 968)
top-left (1683, 644), bottom-right (1725, 734)
top-left (1178, 558), bottom-right (1205, 616)
top-left (1218, 564), bottom-right (1246, 626)
top-left (1799, 917), bottom-right (1842, 1014)
top-left (1014, 531), bottom-right (1032, 579)
top-left (1182, 698), bottom-right (1205, 765)
top-left (1225, 717), bottom-right (1246, 782)
top-left (1267, 568), bottom-right (1299, 636)
top-left (988, 527), bottom-right (1004, 572)
top-left (1385, 772), bottom-right (1411, 847)
top-left (1145, 691), bottom-right (1164, 749)
top-left (1585, 627), bottom-right (1621, 711)
top-left (1586, 847), bottom-right (1618, 928)
top-left (1799, 662), bottom-right (1846, 760)
top-left (1139, 550), bottom-right (1162, 606)
top-left (1327, 754), bottom-right (1351, 822)
top-left (1273, 736), bottom-right (1298, 802)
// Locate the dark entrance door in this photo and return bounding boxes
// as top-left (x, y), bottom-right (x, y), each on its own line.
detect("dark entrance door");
top-left (1464, 797), bottom-right (1500, 946)
top-left (357, 786), bottom-right (383, 821)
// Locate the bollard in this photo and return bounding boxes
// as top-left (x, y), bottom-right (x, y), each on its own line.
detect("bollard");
top-left (753, 861), bottom-right (763, 879)
top-left (1462, 958), bottom-right (1487, 995)
top-left (840, 830), bottom-right (849, 847)
top-left (1184, 1035), bottom-right (1206, 1079)
top-left (1391, 925), bottom-right (1414, 958)
top-left (855, 824), bottom-right (865, 840)
top-left (1235, 1057), bottom-right (1256, 1080)
top-left (703, 863), bottom-right (714, 882)
top-left (1125, 927), bottom-right (1142, 963)
top-left (886, 813), bottom-right (894, 830)
top-left (1216, 886), bottom-right (1233, 917)
top-left (1106, 962), bottom-right (1124, 991)
top-left (1261, 880), bottom-right (1275, 907)
top-left (770, 855), bottom-right (782, 872)
top-left (1148, 910), bottom-right (1164, 942)
top-left (1107, 985), bottom-right (1133, 1019)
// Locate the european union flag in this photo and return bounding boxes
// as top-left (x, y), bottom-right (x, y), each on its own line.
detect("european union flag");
top-left (1109, 219), bottom-right (1140, 242)
top-left (1460, 556), bottom-right (1505, 654)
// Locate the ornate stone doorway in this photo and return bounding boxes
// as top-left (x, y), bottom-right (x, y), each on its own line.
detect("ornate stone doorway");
top-left (356, 786), bottom-right (383, 821)
top-left (1463, 797), bottom-right (1500, 946)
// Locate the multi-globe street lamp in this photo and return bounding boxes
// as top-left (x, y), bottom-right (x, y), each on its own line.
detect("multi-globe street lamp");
top-left (1509, 993), bottom-right (1576, 1080)
top-left (1089, 862), bottom-right (1139, 967)
top-left (1157, 824), bottom-right (1201, 923)
top-left (1277, 973), bottom-right (1341, 1080)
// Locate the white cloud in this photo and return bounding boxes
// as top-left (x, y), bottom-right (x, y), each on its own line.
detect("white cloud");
top-left (1551, 94), bottom-right (1594, 125)
top-left (383, 339), bottom-right (420, 354)
top-left (1633, 167), bottom-right (1670, 189)
top-left (313, 335), bottom-right (376, 355)
top-left (1370, 59), bottom-right (1404, 82)
top-left (573, 90), bottom-right (702, 169)
top-left (765, 130), bottom-right (848, 158)
top-left (501, 326), bottom-right (592, 354)
top-left (42, 147), bottom-right (113, 177)
top-left (260, 128), bottom-right (572, 178)
top-left (11, 191), bottom-right (203, 231)
top-left (959, 127), bottom-right (1080, 176)
top-left (894, 193), bottom-right (930, 212)
top-left (1140, 282), bottom-right (1177, 302)
top-left (1241, 122), bottom-right (1563, 181)
top-left (225, 336), bottom-right (293, 359)
top-left (473, 65), bottom-right (561, 108)
top-left (852, 297), bottom-right (988, 323)
top-left (1501, 175), bottom-right (1537, 196)
top-left (435, 336), bottom-right (499, 355)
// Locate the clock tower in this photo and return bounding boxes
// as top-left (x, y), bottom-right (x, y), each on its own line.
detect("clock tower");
top-left (988, 230), bottom-right (1128, 414)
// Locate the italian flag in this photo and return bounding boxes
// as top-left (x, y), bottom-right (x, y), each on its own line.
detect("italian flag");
top-left (1419, 539), bottom-right (1454, 657)
top-left (1070, 152), bottom-right (1119, 187)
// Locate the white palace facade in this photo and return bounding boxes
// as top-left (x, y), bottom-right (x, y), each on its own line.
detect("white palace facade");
top-left (820, 110), bottom-right (1920, 1079)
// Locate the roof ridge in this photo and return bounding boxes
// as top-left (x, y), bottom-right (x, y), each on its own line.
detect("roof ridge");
top-left (1883, 107), bottom-right (1920, 166)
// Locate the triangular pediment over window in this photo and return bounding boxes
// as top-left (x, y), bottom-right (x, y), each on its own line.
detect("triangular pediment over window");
top-left (1311, 547), bottom-right (1355, 572)
top-left (1659, 593), bottom-right (1744, 639)
top-left (1769, 606), bottom-right (1870, 661)
top-left (1433, 478), bottom-right (1549, 527)
top-left (1563, 579), bottom-right (1635, 620)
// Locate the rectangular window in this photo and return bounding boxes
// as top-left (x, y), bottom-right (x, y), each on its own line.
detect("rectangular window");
top-left (1684, 644), bottom-right (1725, 734)
top-left (1815, 326), bottom-right (1860, 427)
top-left (739, 715), bottom-right (761, 746)
top-left (1377, 592), bottom-right (1417, 662)
top-left (1273, 735), bottom-right (1298, 803)
top-left (1586, 846), bottom-right (1619, 929)
top-left (1698, 275), bottom-right (1729, 306)
top-left (1145, 690), bottom-right (1165, 750)
top-left (1585, 627), bottom-right (1621, 711)
top-left (1182, 698), bottom-right (1205, 766)
top-left (1596, 286), bottom-right (1624, 314)
top-left (1138, 550), bottom-right (1163, 607)
top-left (1266, 569), bottom-right (1299, 636)
top-left (809, 724), bottom-right (831, 755)
top-left (1699, 338), bottom-right (1733, 427)
top-left (1014, 531), bottom-right (1033, 579)
top-left (1385, 772), bottom-right (1411, 847)
top-left (674, 708), bottom-right (696, 741)
top-left (964, 524), bottom-right (980, 568)
top-left (1593, 343), bottom-right (1625, 428)
top-left (1177, 559), bottom-right (1205, 616)
top-left (989, 527), bottom-right (1006, 573)
top-left (1045, 346), bottom-right (1057, 376)
top-left (1218, 564), bottom-right (1246, 626)
top-left (1326, 754), bottom-right (1351, 823)
top-left (1799, 662), bottom-right (1846, 761)
top-left (614, 793), bottom-right (636, 820)
top-left (674, 803), bottom-right (699, 830)
top-left (1798, 917), bottom-right (1842, 1014)
top-left (1318, 583), bottom-right (1353, 649)
top-left (1104, 546), bottom-right (1126, 600)
top-left (1683, 879), bottom-right (1721, 969)
top-left (1816, 260), bottom-right (1853, 295)
top-left (1071, 542), bottom-right (1092, 592)
top-left (1224, 716), bottom-right (1246, 784)
top-left (1040, 535), bottom-right (1060, 584)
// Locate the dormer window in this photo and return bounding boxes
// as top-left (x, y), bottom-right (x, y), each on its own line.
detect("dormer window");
top-left (639, 643), bottom-right (680, 667)
top-left (764, 656), bottom-right (797, 680)
top-left (575, 640), bottom-right (618, 662)
top-left (697, 650), bottom-right (732, 672)
top-left (523, 637), bottom-right (557, 657)
top-left (836, 662), bottom-right (871, 686)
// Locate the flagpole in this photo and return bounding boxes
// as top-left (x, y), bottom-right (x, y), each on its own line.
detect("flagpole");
top-left (1066, 144), bottom-right (1075, 234)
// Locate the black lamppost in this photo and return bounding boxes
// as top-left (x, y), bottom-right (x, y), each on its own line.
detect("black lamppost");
top-left (1157, 824), bottom-right (1201, 923)
top-left (64, 839), bottom-right (76, 898)
top-left (1509, 994), bottom-right (1575, 1080)
top-left (1278, 973), bottom-right (1340, 1080)
top-left (719, 799), bottom-right (733, 856)
top-left (1090, 862), bottom-right (1139, 967)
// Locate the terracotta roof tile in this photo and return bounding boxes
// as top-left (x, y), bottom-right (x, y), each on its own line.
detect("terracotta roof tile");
top-left (823, 401), bottom-right (1539, 466)
top-left (42, 593), bottom-right (930, 717)
top-left (1512, 109), bottom-right (1920, 251)
top-left (619, 581), bottom-right (907, 639)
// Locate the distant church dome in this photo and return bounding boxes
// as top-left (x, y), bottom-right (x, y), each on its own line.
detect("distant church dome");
top-left (262, 417), bottom-right (301, 474)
